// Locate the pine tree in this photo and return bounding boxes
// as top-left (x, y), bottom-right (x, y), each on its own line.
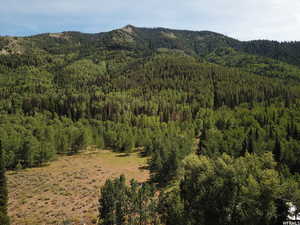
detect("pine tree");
top-left (0, 141), bottom-right (10, 225)
top-left (198, 126), bottom-right (208, 155)
top-left (99, 179), bottom-right (116, 225)
top-left (273, 135), bottom-right (281, 163)
top-left (241, 138), bottom-right (248, 156)
top-left (115, 175), bottom-right (126, 225)
top-left (247, 134), bottom-right (255, 154)
top-left (286, 123), bottom-right (291, 140)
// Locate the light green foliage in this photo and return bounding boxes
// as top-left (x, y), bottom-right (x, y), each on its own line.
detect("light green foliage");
top-left (180, 153), bottom-right (295, 225)
top-left (98, 175), bottom-right (160, 225)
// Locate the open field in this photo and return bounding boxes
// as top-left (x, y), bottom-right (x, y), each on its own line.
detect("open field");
top-left (7, 148), bottom-right (149, 225)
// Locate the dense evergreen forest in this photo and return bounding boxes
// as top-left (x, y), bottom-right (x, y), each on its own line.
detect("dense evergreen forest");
top-left (0, 25), bottom-right (300, 225)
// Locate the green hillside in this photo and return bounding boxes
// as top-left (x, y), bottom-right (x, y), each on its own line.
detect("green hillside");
top-left (0, 25), bottom-right (300, 225)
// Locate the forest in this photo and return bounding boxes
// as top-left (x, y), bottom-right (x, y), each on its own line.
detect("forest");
top-left (0, 25), bottom-right (300, 225)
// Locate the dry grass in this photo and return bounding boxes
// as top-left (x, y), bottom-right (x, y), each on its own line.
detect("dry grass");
top-left (7, 148), bottom-right (149, 225)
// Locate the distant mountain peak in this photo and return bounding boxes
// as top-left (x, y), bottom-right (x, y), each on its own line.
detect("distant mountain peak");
top-left (121, 25), bottom-right (136, 34)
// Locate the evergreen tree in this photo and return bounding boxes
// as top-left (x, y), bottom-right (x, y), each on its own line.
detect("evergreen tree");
top-left (0, 141), bottom-right (10, 225)
top-left (248, 135), bottom-right (255, 154)
top-left (241, 138), bottom-right (248, 156)
top-left (98, 175), bottom-right (159, 225)
top-left (273, 135), bottom-right (281, 163)
top-left (99, 179), bottom-right (116, 225)
top-left (247, 129), bottom-right (255, 154)
top-left (197, 127), bottom-right (207, 155)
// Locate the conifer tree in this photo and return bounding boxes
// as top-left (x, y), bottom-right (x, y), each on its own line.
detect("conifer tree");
top-left (273, 135), bottom-right (281, 163)
top-left (247, 134), bottom-right (255, 154)
top-left (197, 128), bottom-right (207, 155)
top-left (99, 179), bottom-right (117, 225)
top-left (0, 141), bottom-right (10, 225)
top-left (241, 138), bottom-right (248, 156)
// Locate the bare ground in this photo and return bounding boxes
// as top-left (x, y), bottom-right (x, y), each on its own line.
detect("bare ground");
top-left (7, 148), bottom-right (149, 225)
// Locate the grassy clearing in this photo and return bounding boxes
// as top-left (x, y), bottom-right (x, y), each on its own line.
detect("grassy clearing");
top-left (7, 148), bottom-right (149, 225)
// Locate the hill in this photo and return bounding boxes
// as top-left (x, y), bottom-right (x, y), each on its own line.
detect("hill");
top-left (0, 25), bottom-right (300, 225)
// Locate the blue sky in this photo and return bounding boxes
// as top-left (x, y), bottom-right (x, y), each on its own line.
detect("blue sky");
top-left (1, 0), bottom-right (300, 41)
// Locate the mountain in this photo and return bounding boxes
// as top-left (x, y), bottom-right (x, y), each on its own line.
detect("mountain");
top-left (1, 25), bottom-right (300, 225)
top-left (0, 24), bottom-right (299, 166)
top-left (2, 25), bottom-right (300, 64)
top-left (2, 25), bottom-right (300, 82)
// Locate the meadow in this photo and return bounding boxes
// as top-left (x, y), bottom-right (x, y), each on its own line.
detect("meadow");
top-left (7, 148), bottom-right (148, 225)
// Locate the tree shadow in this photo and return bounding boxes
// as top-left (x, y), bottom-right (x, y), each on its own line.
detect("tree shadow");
top-left (139, 165), bottom-right (149, 170)
top-left (116, 153), bottom-right (131, 157)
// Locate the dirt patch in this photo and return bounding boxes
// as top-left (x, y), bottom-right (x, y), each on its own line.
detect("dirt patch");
top-left (121, 25), bottom-right (135, 34)
top-left (161, 31), bottom-right (177, 39)
top-left (0, 49), bottom-right (9, 55)
top-left (0, 37), bottom-right (23, 55)
top-left (7, 149), bottom-right (149, 225)
top-left (49, 33), bottom-right (69, 40)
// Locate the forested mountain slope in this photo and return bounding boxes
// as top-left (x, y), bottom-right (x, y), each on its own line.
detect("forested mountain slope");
top-left (1, 25), bottom-right (300, 225)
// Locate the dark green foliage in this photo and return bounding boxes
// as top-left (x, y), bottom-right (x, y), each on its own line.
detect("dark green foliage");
top-left (273, 135), bottom-right (282, 163)
top-left (236, 40), bottom-right (300, 67)
top-left (98, 175), bottom-right (160, 225)
top-left (148, 132), bottom-right (193, 186)
top-left (158, 188), bottom-right (185, 225)
top-left (0, 142), bottom-right (9, 225)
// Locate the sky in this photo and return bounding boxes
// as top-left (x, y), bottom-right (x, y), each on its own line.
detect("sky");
top-left (1, 0), bottom-right (300, 41)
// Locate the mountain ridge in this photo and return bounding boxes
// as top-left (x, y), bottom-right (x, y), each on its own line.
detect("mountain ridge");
top-left (1, 25), bottom-right (300, 67)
